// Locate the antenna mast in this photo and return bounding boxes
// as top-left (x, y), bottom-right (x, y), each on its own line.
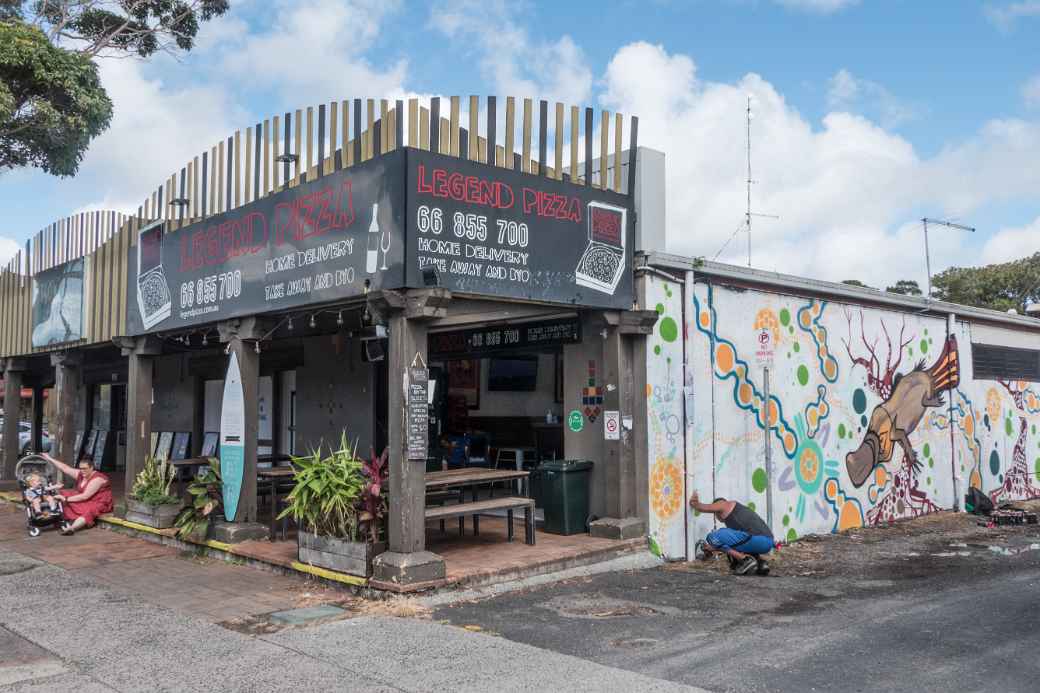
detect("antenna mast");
top-left (921, 217), bottom-right (976, 300)
top-left (744, 95), bottom-right (778, 267)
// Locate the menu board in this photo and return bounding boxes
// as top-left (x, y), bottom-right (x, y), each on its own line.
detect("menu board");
top-left (155, 431), bottom-right (174, 461)
top-left (429, 317), bottom-right (581, 358)
top-left (407, 367), bottom-right (429, 460)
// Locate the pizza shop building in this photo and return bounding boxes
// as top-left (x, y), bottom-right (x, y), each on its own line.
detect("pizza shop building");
top-left (0, 96), bottom-right (667, 587)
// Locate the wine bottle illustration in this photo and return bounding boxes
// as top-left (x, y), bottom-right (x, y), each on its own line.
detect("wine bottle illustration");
top-left (366, 203), bottom-right (380, 274)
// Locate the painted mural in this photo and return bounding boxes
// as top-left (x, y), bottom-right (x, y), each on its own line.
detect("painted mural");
top-left (644, 274), bottom-right (687, 560)
top-left (658, 278), bottom-right (1040, 560)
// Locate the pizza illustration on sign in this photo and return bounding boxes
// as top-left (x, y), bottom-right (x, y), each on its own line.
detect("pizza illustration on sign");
top-left (575, 202), bottom-right (627, 296)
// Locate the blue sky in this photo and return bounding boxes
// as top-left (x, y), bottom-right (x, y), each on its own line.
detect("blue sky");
top-left (2, 0), bottom-right (1039, 286)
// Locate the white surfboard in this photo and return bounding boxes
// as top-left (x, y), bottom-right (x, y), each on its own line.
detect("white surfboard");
top-left (219, 351), bottom-right (246, 522)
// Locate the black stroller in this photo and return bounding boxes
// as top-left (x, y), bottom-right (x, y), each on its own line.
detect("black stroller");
top-left (15, 455), bottom-right (69, 537)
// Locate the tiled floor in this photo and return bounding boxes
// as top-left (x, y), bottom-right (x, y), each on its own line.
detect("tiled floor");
top-left (0, 502), bottom-right (312, 623)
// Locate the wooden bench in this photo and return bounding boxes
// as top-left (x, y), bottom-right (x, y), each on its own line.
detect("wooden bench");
top-left (424, 497), bottom-right (535, 545)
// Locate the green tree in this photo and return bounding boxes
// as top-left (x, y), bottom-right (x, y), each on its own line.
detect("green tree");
top-left (885, 279), bottom-right (922, 296)
top-left (842, 279), bottom-right (872, 289)
top-left (1, 1), bottom-right (229, 176)
top-left (932, 253), bottom-right (1040, 313)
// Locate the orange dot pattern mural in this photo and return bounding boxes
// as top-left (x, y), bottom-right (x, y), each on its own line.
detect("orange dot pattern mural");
top-left (803, 385), bottom-right (830, 438)
top-left (753, 308), bottom-right (782, 346)
top-left (694, 287), bottom-right (798, 459)
top-left (797, 299), bottom-right (839, 383)
top-left (650, 458), bottom-right (684, 520)
top-left (824, 477), bottom-right (864, 532)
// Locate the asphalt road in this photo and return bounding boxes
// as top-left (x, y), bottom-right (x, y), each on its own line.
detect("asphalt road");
top-left (435, 536), bottom-right (1040, 692)
top-left (0, 548), bottom-right (697, 692)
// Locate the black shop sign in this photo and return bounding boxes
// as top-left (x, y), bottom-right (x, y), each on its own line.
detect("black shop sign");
top-left (125, 150), bottom-right (406, 335)
top-left (429, 317), bottom-right (582, 359)
top-left (406, 149), bottom-right (633, 309)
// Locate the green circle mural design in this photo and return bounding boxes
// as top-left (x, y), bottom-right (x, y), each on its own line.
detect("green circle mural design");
top-left (783, 514), bottom-right (790, 526)
top-left (919, 339), bottom-right (929, 354)
top-left (797, 365), bottom-right (810, 386)
top-left (752, 467), bottom-right (768, 493)
top-left (1035, 457), bottom-right (1040, 480)
top-left (793, 342), bottom-right (801, 353)
top-left (655, 302), bottom-right (665, 315)
top-left (838, 423), bottom-right (846, 439)
top-left (659, 317), bottom-right (679, 343)
top-left (747, 501), bottom-right (756, 512)
top-left (1006, 417), bottom-right (1014, 437)
top-left (989, 450), bottom-right (1000, 476)
top-left (852, 389), bottom-right (867, 414)
top-left (654, 345), bottom-right (661, 355)
top-left (779, 308), bottom-right (791, 326)
top-left (923, 443), bottom-right (931, 458)
top-left (787, 528), bottom-right (798, 543)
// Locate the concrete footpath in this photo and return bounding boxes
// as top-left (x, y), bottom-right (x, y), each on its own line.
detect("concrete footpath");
top-left (0, 547), bottom-right (701, 692)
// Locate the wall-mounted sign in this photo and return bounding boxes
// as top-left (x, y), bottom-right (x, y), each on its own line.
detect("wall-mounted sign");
top-left (604, 410), bottom-right (620, 440)
top-left (406, 367), bottom-right (429, 460)
top-left (31, 258), bottom-right (84, 347)
top-left (568, 410), bottom-right (584, 433)
top-left (125, 150), bottom-right (406, 335)
top-left (754, 328), bottom-right (775, 368)
top-left (406, 149), bottom-right (633, 309)
top-left (428, 317), bottom-right (582, 359)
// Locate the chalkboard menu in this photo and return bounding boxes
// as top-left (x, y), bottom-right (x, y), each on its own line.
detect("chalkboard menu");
top-left (407, 367), bottom-right (429, 460)
top-left (200, 431), bottom-right (219, 457)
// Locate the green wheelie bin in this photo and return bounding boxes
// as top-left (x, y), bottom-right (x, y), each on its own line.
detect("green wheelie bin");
top-left (538, 460), bottom-right (593, 535)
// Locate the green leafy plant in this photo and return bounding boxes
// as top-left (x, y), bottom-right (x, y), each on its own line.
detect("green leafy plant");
top-left (174, 460), bottom-right (222, 539)
top-left (278, 432), bottom-right (367, 541)
top-left (130, 455), bottom-right (179, 507)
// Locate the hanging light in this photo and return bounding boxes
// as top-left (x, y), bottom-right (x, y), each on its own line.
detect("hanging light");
top-left (309, 314), bottom-right (317, 329)
top-left (287, 316), bottom-right (294, 331)
top-left (202, 333), bottom-right (208, 346)
top-left (336, 310), bottom-right (344, 326)
top-left (254, 341), bottom-right (261, 354)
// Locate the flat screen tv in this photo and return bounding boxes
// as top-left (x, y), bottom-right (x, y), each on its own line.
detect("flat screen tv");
top-left (488, 357), bottom-right (539, 391)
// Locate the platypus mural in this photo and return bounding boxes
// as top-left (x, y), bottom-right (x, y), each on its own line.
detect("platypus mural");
top-left (846, 335), bottom-right (959, 487)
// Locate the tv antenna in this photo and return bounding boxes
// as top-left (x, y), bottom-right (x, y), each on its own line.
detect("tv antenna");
top-left (713, 96), bottom-right (780, 265)
top-left (921, 217), bottom-right (975, 300)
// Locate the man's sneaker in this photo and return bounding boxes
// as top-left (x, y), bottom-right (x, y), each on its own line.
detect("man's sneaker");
top-left (755, 558), bottom-right (770, 576)
top-left (733, 556), bottom-right (757, 575)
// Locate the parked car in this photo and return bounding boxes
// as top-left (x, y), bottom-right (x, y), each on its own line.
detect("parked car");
top-left (0, 419), bottom-right (52, 455)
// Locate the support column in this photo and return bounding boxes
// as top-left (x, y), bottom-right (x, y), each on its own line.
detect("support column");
top-left (210, 318), bottom-right (267, 542)
top-left (1, 359), bottom-right (27, 480)
top-left (50, 352), bottom-right (81, 464)
top-left (590, 309), bottom-right (658, 541)
top-left (370, 288), bottom-right (451, 589)
top-left (31, 386), bottom-right (44, 456)
top-left (120, 336), bottom-right (162, 492)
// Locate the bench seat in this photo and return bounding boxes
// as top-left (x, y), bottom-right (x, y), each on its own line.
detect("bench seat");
top-left (425, 497), bottom-right (535, 545)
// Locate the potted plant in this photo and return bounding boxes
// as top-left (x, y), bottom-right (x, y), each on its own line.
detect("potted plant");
top-left (125, 456), bottom-right (182, 529)
top-left (279, 433), bottom-right (387, 577)
top-left (173, 460), bottom-right (222, 542)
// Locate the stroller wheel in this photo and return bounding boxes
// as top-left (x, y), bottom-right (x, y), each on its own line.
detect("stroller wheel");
top-left (28, 525), bottom-right (40, 537)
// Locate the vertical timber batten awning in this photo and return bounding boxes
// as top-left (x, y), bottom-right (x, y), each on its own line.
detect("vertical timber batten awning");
top-left (0, 96), bottom-right (640, 356)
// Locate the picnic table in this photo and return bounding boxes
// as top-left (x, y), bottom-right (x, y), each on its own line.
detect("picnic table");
top-left (425, 468), bottom-right (534, 544)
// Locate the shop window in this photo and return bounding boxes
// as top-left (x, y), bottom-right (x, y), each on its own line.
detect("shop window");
top-left (972, 343), bottom-right (1040, 381)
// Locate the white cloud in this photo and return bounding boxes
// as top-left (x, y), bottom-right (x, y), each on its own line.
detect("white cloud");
top-left (601, 42), bottom-right (1040, 287)
top-left (774, 0), bottom-right (859, 13)
top-left (982, 216), bottom-right (1040, 264)
top-left (0, 237), bottom-right (20, 267)
top-left (220, 0), bottom-right (408, 104)
top-left (429, 0), bottom-right (592, 104)
top-left (72, 58), bottom-right (247, 213)
top-left (985, 1), bottom-right (1040, 30)
top-left (1023, 74), bottom-right (1040, 109)
top-left (827, 68), bottom-right (918, 129)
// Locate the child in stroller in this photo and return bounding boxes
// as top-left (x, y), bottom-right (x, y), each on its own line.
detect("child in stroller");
top-left (16, 456), bottom-right (69, 537)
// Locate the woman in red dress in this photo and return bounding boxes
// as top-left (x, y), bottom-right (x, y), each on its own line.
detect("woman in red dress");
top-left (41, 452), bottom-right (114, 534)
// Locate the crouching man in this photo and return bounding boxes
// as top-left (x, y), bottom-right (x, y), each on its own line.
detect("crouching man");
top-left (689, 491), bottom-right (773, 575)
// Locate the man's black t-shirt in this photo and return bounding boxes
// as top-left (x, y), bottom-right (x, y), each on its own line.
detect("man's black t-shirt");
top-left (723, 501), bottom-right (773, 539)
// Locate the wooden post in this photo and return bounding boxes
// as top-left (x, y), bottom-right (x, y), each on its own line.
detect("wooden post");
top-left (1, 359), bottom-right (26, 479)
top-left (50, 352), bottom-right (80, 465)
top-left (123, 337), bottom-right (161, 491)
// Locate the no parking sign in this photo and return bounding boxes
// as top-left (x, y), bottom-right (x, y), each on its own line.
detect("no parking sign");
top-left (604, 410), bottom-right (620, 440)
